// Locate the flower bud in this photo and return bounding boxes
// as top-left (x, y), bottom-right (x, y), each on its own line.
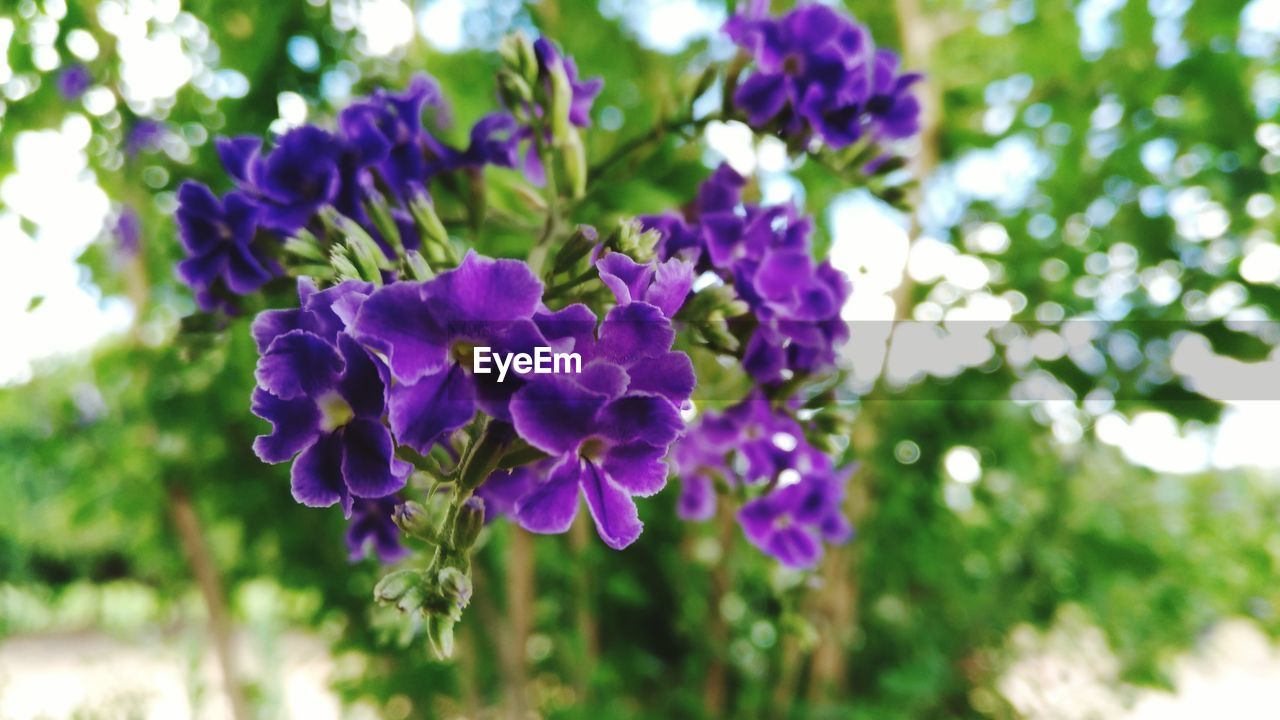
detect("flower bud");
top-left (392, 501), bottom-right (434, 540)
top-left (284, 229), bottom-right (327, 262)
top-left (615, 220), bottom-right (660, 263)
top-left (405, 250), bottom-right (434, 281)
top-left (408, 189), bottom-right (449, 249)
top-left (559, 128), bottom-right (587, 199)
top-left (498, 31), bottom-right (539, 86)
top-left (362, 193), bottom-right (405, 260)
top-left (329, 246), bottom-right (363, 283)
top-left (497, 69), bottom-right (534, 109)
top-left (425, 614), bottom-right (456, 660)
top-left (552, 224), bottom-right (599, 273)
top-left (374, 569), bottom-right (428, 613)
top-left (450, 496), bottom-right (486, 550)
top-left (547, 62), bottom-right (575, 147)
top-left (436, 566), bottom-right (473, 615)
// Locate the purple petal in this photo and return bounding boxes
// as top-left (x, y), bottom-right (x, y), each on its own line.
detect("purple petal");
top-left (216, 136), bottom-right (262, 184)
top-left (643, 258), bottom-right (694, 317)
top-left (624, 351), bottom-right (695, 406)
top-left (597, 303), bottom-right (675, 363)
top-left (340, 418), bottom-right (410, 498)
top-left (291, 432), bottom-right (351, 515)
top-left (509, 375), bottom-right (607, 455)
top-left (580, 461), bottom-right (643, 549)
top-left (734, 72), bottom-right (789, 126)
top-left (597, 394), bottom-right (684, 446)
top-left (353, 281), bottom-right (448, 384)
top-left (515, 455), bottom-right (582, 534)
top-left (426, 251), bottom-right (543, 323)
top-left (765, 525), bottom-right (822, 568)
top-left (337, 334), bottom-right (386, 419)
top-left (595, 253), bottom-right (653, 306)
top-left (602, 442), bottom-right (668, 497)
top-left (250, 387), bottom-right (320, 463)
top-left (388, 365), bottom-right (476, 454)
top-left (255, 330), bottom-right (342, 400)
top-left (677, 473), bottom-right (716, 521)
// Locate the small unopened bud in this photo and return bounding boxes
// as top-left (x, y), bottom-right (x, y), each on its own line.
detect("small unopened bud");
top-left (284, 229), bottom-right (326, 262)
top-left (547, 62), bottom-right (575, 146)
top-left (560, 129), bottom-right (587, 199)
top-left (392, 501), bottom-right (434, 540)
top-left (450, 497), bottom-right (486, 550)
top-left (374, 569), bottom-right (428, 613)
top-left (615, 220), bottom-right (660, 263)
top-left (498, 31), bottom-right (538, 86)
top-left (497, 69), bottom-right (534, 108)
top-left (408, 190), bottom-right (449, 249)
top-left (330, 246), bottom-right (363, 282)
top-left (363, 193), bottom-right (405, 260)
top-left (552, 224), bottom-right (600, 273)
top-left (405, 250), bottom-right (434, 281)
top-left (425, 615), bottom-right (456, 659)
top-left (436, 566), bottom-right (473, 615)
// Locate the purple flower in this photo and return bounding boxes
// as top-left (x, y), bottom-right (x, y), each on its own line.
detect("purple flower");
top-left (57, 64), bottom-right (91, 100)
top-left (347, 498), bottom-right (410, 563)
top-left (508, 302), bottom-right (695, 549)
top-left (175, 182), bottom-right (277, 312)
top-left (738, 448), bottom-right (854, 569)
top-left (725, 4), bottom-right (921, 148)
top-left (252, 279), bottom-right (410, 515)
top-left (352, 252), bottom-right (548, 454)
top-left (595, 252), bottom-right (694, 318)
top-left (216, 125), bottom-right (348, 234)
top-left (533, 38), bottom-right (603, 128)
top-left (113, 207), bottom-right (142, 258)
top-left (126, 120), bottom-right (167, 156)
top-left (339, 74), bottom-right (450, 200)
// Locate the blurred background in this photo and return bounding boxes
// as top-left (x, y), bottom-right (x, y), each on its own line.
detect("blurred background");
top-left (3, 0), bottom-right (1280, 717)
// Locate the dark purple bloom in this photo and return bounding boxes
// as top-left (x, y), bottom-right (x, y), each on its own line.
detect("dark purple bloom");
top-left (126, 120), bottom-right (167, 156)
top-left (738, 449), bottom-right (854, 569)
top-left (175, 181), bottom-right (277, 311)
top-left (533, 38), bottom-right (603, 128)
top-left (57, 64), bottom-right (91, 100)
top-left (352, 252), bottom-right (548, 454)
top-left (113, 207), bottom-right (142, 258)
top-left (216, 125), bottom-right (347, 234)
top-left (726, 4), bottom-right (921, 148)
top-left (347, 498), bottom-right (410, 563)
top-left (509, 302), bottom-right (695, 549)
top-left (338, 74), bottom-right (451, 200)
top-left (595, 252), bottom-right (694, 318)
top-left (252, 279), bottom-right (410, 515)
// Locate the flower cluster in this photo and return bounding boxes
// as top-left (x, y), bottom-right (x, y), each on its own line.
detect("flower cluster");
top-left (170, 14), bottom-right (920, 655)
top-left (726, 3), bottom-right (922, 149)
top-left (644, 163), bottom-right (851, 383)
top-left (672, 392), bottom-right (854, 568)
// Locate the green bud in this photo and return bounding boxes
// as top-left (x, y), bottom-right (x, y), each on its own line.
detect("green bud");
top-left (363, 194), bottom-right (405, 260)
top-left (450, 497), bottom-right (486, 550)
top-left (284, 229), bottom-right (327, 262)
top-left (497, 69), bottom-right (534, 109)
top-left (392, 501), bottom-right (435, 541)
top-left (560, 128), bottom-right (587, 199)
top-left (552, 224), bottom-right (600, 274)
top-left (702, 318), bottom-right (741, 353)
top-left (374, 569), bottom-right (428, 613)
top-left (547, 61), bottom-right (575, 146)
top-left (330, 246), bottom-right (363, 282)
top-left (425, 615), bottom-right (456, 660)
top-left (615, 220), bottom-right (659, 263)
top-left (436, 566), bottom-right (473, 617)
top-left (405, 250), bottom-right (434, 281)
top-left (499, 31), bottom-right (538, 86)
top-left (408, 191), bottom-right (449, 249)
